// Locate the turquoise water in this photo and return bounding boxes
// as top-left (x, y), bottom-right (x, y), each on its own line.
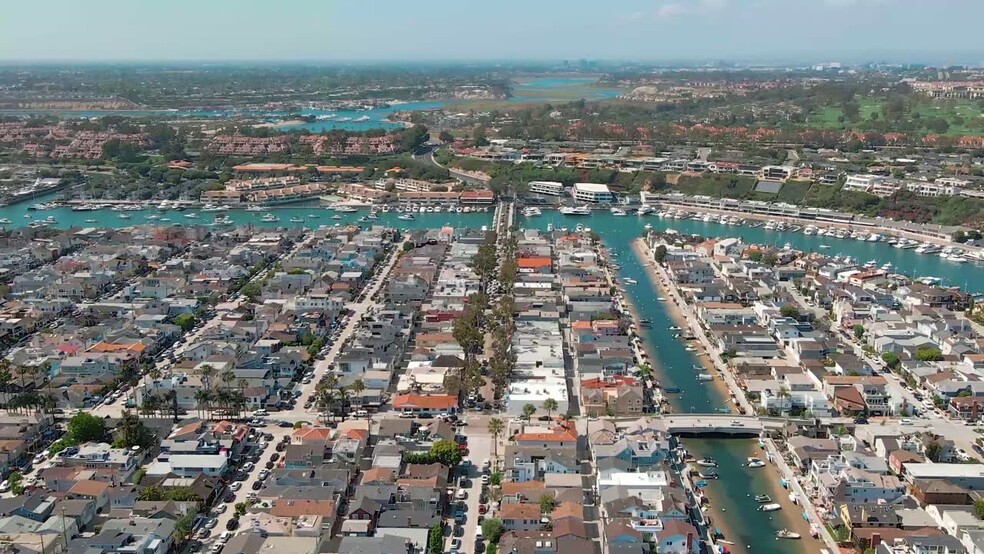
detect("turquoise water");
top-left (276, 101), bottom-right (450, 132)
top-left (520, 210), bottom-right (984, 414)
top-left (686, 438), bottom-right (805, 554)
top-left (510, 76), bottom-right (622, 101)
top-left (1, 198), bottom-right (492, 232)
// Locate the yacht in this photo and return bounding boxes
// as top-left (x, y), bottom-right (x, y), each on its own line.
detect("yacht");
top-left (776, 529), bottom-right (801, 540)
top-left (245, 205), bottom-right (263, 212)
top-left (610, 207), bottom-right (628, 216)
top-left (915, 243), bottom-right (941, 255)
top-left (697, 373), bottom-right (714, 381)
top-left (42, 216), bottom-right (57, 225)
top-left (332, 214), bottom-right (342, 220)
top-left (644, 223), bottom-right (652, 230)
top-left (949, 254), bottom-right (969, 263)
top-left (202, 204), bottom-right (223, 212)
top-left (559, 206), bottom-right (591, 216)
top-left (637, 205), bottom-right (654, 216)
top-left (366, 212), bottom-right (378, 220)
top-left (757, 503), bottom-right (782, 512)
top-left (398, 213), bottom-right (415, 221)
top-left (623, 278), bottom-right (638, 285)
top-left (308, 213), bottom-right (319, 219)
top-left (867, 233), bottom-right (883, 242)
top-left (381, 206), bottom-right (391, 213)
top-left (522, 207), bottom-right (542, 217)
top-left (334, 205), bottom-right (358, 213)
top-left (803, 225), bottom-right (817, 235)
top-left (261, 213), bottom-right (279, 223)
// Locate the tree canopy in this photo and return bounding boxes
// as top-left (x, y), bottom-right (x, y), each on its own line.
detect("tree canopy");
top-left (67, 412), bottom-right (106, 443)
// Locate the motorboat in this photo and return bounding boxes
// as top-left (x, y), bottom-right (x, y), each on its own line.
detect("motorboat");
top-left (776, 529), bottom-right (801, 540)
top-left (334, 205), bottom-right (358, 213)
top-left (623, 278), bottom-right (638, 285)
top-left (289, 216), bottom-right (305, 223)
top-left (747, 457), bottom-right (766, 468)
top-left (754, 495), bottom-right (772, 503)
top-left (0, 218), bottom-right (10, 225)
top-left (663, 386), bottom-right (681, 393)
top-left (260, 214), bottom-right (279, 223)
top-left (696, 457), bottom-right (718, 468)
top-left (118, 213), bottom-right (131, 219)
top-left (398, 213), bottom-right (414, 221)
top-left (610, 207), bottom-right (627, 216)
top-left (332, 215), bottom-right (342, 220)
top-left (697, 374), bottom-right (714, 381)
top-left (184, 213), bottom-right (198, 219)
top-left (697, 469), bottom-right (719, 479)
top-left (758, 503), bottom-right (782, 512)
top-left (644, 223), bottom-right (652, 230)
top-left (245, 205), bottom-right (263, 212)
top-left (522, 207), bottom-right (542, 217)
top-left (559, 206), bottom-right (591, 216)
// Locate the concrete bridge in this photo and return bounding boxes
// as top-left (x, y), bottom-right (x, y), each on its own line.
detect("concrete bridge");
top-left (648, 414), bottom-right (800, 436)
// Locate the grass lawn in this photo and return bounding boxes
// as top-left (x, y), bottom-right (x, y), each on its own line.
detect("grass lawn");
top-left (776, 181), bottom-right (813, 204)
top-left (806, 97), bottom-right (983, 136)
top-left (674, 174), bottom-right (757, 199)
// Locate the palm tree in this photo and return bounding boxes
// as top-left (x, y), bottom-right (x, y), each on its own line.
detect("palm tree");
top-left (776, 385), bottom-right (791, 416)
top-left (221, 369), bottom-right (235, 391)
top-left (349, 379), bottom-right (365, 410)
top-left (542, 398), bottom-right (558, 420)
top-left (316, 385), bottom-right (335, 425)
top-left (488, 417), bottom-right (504, 460)
top-left (0, 361), bottom-right (12, 412)
top-left (38, 361), bottom-right (53, 405)
top-left (337, 386), bottom-right (351, 422)
top-left (194, 389), bottom-right (211, 419)
top-left (238, 379), bottom-right (250, 418)
top-left (198, 364), bottom-right (216, 391)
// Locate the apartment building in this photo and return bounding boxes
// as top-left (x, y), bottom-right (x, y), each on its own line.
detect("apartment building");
top-left (572, 183), bottom-right (613, 203)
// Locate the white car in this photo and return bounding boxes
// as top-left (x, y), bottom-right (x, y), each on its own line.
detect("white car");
top-left (229, 482), bottom-right (242, 492)
top-left (0, 480), bottom-right (9, 493)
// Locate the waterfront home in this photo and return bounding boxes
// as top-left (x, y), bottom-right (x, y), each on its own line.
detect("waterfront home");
top-left (580, 376), bottom-right (646, 416)
top-left (787, 436), bottom-right (840, 471)
top-left (503, 444), bottom-right (579, 482)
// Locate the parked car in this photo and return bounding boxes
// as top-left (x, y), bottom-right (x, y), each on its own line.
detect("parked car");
top-left (229, 483), bottom-right (242, 492)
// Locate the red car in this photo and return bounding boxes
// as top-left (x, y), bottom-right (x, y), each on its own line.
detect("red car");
top-left (478, 504), bottom-right (488, 515)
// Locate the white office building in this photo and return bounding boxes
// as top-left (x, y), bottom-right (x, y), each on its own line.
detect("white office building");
top-left (528, 180), bottom-right (565, 196)
top-left (572, 182), bottom-right (613, 203)
top-left (843, 174), bottom-right (888, 194)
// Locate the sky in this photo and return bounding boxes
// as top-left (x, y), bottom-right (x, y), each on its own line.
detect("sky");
top-left (1, 0), bottom-right (982, 64)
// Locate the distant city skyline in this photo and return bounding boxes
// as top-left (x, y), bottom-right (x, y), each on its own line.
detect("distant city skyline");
top-left (1, 0), bottom-right (983, 65)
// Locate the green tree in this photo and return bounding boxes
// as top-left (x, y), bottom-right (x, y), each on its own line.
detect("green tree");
top-left (488, 417), bottom-right (504, 459)
top-left (67, 412), bottom-right (106, 443)
top-left (428, 522), bottom-right (443, 554)
top-left (239, 282), bottom-right (262, 301)
top-left (539, 493), bottom-right (555, 514)
top-left (172, 313), bottom-right (196, 332)
top-left (780, 304), bottom-right (800, 319)
top-left (915, 347), bottom-right (943, 362)
top-left (438, 131), bottom-right (455, 144)
top-left (522, 403), bottom-right (536, 420)
top-left (481, 517), bottom-right (504, 543)
top-left (925, 441), bottom-right (942, 462)
top-left (881, 352), bottom-right (901, 370)
top-left (113, 410), bottom-right (156, 451)
top-left (542, 398), bottom-right (558, 419)
top-left (853, 324), bottom-right (865, 340)
top-left (976, 499), bottom-right (984, 520)
top-left (430, 439), bottom-right (463, 467)
top-left (652, 245), bottom-right (668, 263)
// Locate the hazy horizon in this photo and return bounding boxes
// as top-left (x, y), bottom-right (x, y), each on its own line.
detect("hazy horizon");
top-left (2, 0), bottom-right (983, 66)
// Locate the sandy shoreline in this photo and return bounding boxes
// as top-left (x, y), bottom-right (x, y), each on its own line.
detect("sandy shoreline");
top-left (630, 239), bottom-right (734, 404)
top-left (253, 119), bottom-right (304, 128)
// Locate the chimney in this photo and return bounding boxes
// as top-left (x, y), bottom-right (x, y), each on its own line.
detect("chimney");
top-left (871, 532), bottom-right (882, 548)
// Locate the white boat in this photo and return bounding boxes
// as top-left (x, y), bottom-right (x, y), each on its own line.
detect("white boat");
top-left (696, 457), bottom-right (718, 467)
top-left (332, 215), bottom-right (342, 220)
top-left (0, 218), bottom-right (10, 225)
top-left (118, 213), bottom-right (131, 219)
top-left (260, 214), bottom-right (279, 223)
top-left (245, 205), bottom-right (263, 212)
top-left (644, 223), bottom-right (652, 230)
top-left (610, 207), bottom-right (628, 216)
top-left (522, 207), bottom-right (542, 217)
top-left (559, 206), bottom-right (591, 216)
top-left (334, 205), bottom-right (358, 213)
top-left (758, 503), bottom-right (782, 512)
top-left (353, 115), bottom-right (371, 122)
top-left (85, 219), bottom-right (97, 223)
top-left (184, 213), bottom-right (198, 219)
top-left (289, 216), bottom-right (305, 223)
top-left (308, 214), bottom-right (318, 218)
top-left (398, 213), bottom-right (414, 221)
top-left (776, 529), bottom-right (801, 540)
top-left (637, 206), bottom-right (654, 215)
top-left (623, 278), bottom-right (638, 285)
top-left (697, 373), bottom-right (714, 381)
top-left (546, 223), bottom-right (554, 232)
top-left (747, 457), bottom-right (766, 468)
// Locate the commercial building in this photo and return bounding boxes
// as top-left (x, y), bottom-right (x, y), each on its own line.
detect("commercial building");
top-left (572, 183), bottom-right (613, 204)
top-left (528, 181), bottom-right (565, 196)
